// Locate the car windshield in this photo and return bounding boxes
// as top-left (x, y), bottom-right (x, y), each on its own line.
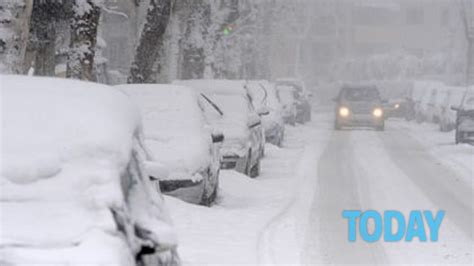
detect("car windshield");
top-left (342, 88), bottom-right (380, 101)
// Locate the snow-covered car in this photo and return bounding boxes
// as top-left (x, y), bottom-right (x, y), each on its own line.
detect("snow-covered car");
top-left (452, 88), bottom-right (474, 144)
top-left (0, 75), bottom-right (179, 265)
top-left (246, 80), bottom-right (285, 146)
top-left (426, 86), bottom-right (450, 124)
top-left (175, 79), bottom-right (266, 178)
top-left (117, 84), bottom-right (223, 206)
top-left (413, 81), bottom-right (443, 123)
top-left (275, 78), bottom-right (312, 123)
top-left (276, 85), bottom-right (298, 126)
top-left (439, 86), bottom-right (465, 132)
top-left (334, 85), bottom-right (385, 131)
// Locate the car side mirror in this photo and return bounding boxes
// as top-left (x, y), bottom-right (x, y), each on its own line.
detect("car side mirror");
top-left (451, 105), bottom-right (460, 112)
top-left (144, 161), bottom-right (169, 181)
top-left (257, 106), bottom-right (270, 116)
top-left (212, 133), bottom-right (224, 143)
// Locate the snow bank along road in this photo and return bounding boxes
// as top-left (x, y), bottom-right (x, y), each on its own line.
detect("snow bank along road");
top-left (167, 109), bottom-right (472, 265)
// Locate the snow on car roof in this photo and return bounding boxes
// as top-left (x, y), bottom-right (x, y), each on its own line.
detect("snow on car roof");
top-left (174, 79), bottom-right (248, 96)
top-left (117, 84), bottom-right (211, 179)
top-left (1, 75), bottom-right (141, 257)
top-left (246, 80), bottom-right (281, 110)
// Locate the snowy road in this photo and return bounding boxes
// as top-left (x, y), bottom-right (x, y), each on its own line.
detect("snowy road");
top-left (167, 110), bottom-right (473, 265)
top-left (303, 116), bottom-right (473, 265)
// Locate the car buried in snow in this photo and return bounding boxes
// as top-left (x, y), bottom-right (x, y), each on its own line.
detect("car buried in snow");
top-left (451, 87), bottom-right (474, 144)
top-left (174, 79), bottom-right (266, 178)
top-left (275, 78), bottom-right (312, 123)
top-left (117, 84), bottom-right (223, 206)
top-left (245, 80), bottom-right (285, 147)
top-left (334, 85), bottom-right (385, 131)
top-left (0, 75), bottom-right (179, 266)
top-left (275, 84), bottom-right (298, 126)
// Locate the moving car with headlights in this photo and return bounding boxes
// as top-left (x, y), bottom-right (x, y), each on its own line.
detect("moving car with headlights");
top-left (451, 88), bottom-right (474, 144)
top-left (117, 84), bottom-right (223, 206)
top-left (384, 98), bottom-right (414, 120)
top-left (246, 80), bottom-right (285, 146)
top-left (175, 79), bottom-right (266, 178)
top-left (1, 75), bottom-right (178, 265)
top-left (334, 85), bottom-right (385, 131)
top-left (276, 85), bottom-right (298, 126)
top-left (275, 78), bottom-right (312, 123)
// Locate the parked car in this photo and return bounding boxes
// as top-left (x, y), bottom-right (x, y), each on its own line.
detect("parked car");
top-left (117, 84), bottom-right (223, 206)
top-left (1, 75), bottom-right (179, 265)
top-left (452, 88), bottom-right (474, 144)
top-left (276, 85), bottom-right (298, 126)
top-left (413, 81), bottom-right (443, 123)
top-left (245, 80), bottom-right (285, 147)
top-left (430, 87), bottom-right (450, 124)
top-left (439, 86), bottom-right (465, 132)
top-left (275, 78), bottom-right (312, 123)
top-left (334, 85), bottom-right (385, 131)
top-left (175, 80), bottom-right (266, 178)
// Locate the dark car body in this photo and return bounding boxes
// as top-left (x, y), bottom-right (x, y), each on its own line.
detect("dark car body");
top-left (334, 85), bottom-right (385, 130)
top-left (453, 90), bottom-right (474, 144)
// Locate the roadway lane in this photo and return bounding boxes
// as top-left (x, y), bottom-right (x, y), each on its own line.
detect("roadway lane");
top-left (303, 119), bottom-right (473, 265)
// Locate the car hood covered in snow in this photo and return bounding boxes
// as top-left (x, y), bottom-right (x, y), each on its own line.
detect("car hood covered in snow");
top-left (0, 75), bottom-right (150, 265)
top-left (117, 84), bottom-right (212, 181)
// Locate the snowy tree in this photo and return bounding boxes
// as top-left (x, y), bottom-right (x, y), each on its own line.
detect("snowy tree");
top-left (66, 0), bottom-right (101, 81)
top-left (27, 0), bottom-right (69, 76)
top-left (0, 0), bottom-right (32, 74)
top-left (458, 0), bottom-right (474, 85)
top-left (180, 0), bottom-right (208, 79)
top-left (128, 0), bottom-right (172, 83)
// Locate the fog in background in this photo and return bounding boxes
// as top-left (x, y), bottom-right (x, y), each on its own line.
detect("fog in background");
top-left (1, 0), bottom-right (473, 102)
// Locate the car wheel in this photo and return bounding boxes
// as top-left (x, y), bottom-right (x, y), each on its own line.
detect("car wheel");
top-left (250, 160), bottom-right (260, 178)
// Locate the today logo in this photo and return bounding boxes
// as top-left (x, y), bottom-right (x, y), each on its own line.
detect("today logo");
top-left (342, 210), bottom-right (445, 243)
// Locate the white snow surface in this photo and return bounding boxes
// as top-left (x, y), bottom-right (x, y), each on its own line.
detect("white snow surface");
top-left (166, 114), bottom-right (331, 265)
top-left (0, 75), bottom-right (175, 265)
top-left (117, 84), bottom-right (212, 181)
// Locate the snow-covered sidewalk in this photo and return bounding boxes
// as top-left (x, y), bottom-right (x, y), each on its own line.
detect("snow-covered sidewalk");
top-left (165, 114), bottom-right (331, 265)
top-left (391, 119), bottom-right (473, 188)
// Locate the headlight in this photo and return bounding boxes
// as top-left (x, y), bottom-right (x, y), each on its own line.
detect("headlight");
top-left (339, 107), bottom-right (350, 117)
top-left (394, 104), bottom-right (400, 109)
top-left (373, 108), bottom-right (383, 118)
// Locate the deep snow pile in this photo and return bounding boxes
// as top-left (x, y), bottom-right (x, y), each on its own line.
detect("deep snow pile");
top-left (166, 114), bottom-right (331, 265)
top-left (0, 75), bottom-right (176, 265)
top-left (117, 84), bottom-right (212, 181)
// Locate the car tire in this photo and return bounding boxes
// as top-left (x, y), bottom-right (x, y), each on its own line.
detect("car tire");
top-left (250, 160), bottom-right (260, 178)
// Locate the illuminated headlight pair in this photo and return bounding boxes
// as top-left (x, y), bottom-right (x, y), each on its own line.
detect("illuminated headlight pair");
top-left (338, 107), bottom-right (383, 118)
